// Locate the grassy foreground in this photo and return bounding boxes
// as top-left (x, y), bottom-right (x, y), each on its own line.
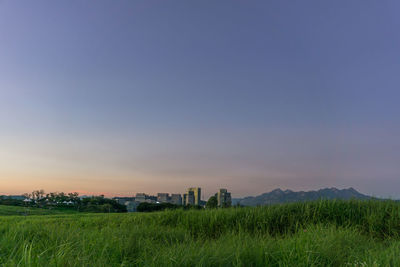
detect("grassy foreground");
top-left (1, 200), bottom-right (400, 266)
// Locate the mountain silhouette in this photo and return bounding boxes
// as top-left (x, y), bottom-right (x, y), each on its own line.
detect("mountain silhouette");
top-left (234, 187), bottom-right (372, 206)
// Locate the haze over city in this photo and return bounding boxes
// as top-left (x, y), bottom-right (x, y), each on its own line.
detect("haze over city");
top-left (1, 1), bottom-right (400, 199)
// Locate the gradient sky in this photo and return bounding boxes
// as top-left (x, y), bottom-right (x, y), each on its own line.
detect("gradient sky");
top-left (1, 1), bottom-right (400, 199)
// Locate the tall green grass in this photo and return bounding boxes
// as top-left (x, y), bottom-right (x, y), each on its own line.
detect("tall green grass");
top-left (0, 205), bottom-right (78, 216)
top-left (0, 200), bottom-right (400, 266)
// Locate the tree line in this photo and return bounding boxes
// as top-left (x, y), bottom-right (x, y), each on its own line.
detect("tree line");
top-left (1, 190), bottom-right (127, 213)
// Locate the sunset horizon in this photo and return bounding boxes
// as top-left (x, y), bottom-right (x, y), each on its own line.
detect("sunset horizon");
top-left (1, 1), bottom-right (400, 265)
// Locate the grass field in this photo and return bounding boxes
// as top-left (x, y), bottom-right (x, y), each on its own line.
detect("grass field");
top-left (1, 200), bottom-right (400, 266)
top-left (0, 205), bottom-right (79, 216)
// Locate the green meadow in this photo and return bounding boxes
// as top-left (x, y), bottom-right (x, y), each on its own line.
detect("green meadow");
top-left (0, 205), bottom-right (79, 216)
top-left (1, 200), bottom-right (400, 266)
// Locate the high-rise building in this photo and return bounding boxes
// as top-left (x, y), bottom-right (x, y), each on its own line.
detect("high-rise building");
top-left (187, 187), bottom-right (201, 206)
top-left (183, 193), bottom-right (188, 206)
top-left (135, 193), bottom-right (156, 203)
top-left (157, 193), bottom-right (170, 203)
top-left (171, 194), bottom-right (182, 205)
top-left (188, 191), bottom-right (195, 205)
top-left (217, 189), bottom-right (232, 207)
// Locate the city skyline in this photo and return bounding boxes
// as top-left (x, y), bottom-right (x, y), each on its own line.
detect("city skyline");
top-left (1, 1), bottom-right (400, 199)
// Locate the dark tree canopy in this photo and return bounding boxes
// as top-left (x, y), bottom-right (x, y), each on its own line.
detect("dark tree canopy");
top-left (206, 196), bottom-right (218, 209)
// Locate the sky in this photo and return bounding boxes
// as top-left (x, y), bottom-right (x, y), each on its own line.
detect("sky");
top-left (0, 0), bottom-right (400, 199)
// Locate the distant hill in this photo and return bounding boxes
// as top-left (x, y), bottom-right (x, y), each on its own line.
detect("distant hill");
top-left (236, 187), bottom-right (372, 206)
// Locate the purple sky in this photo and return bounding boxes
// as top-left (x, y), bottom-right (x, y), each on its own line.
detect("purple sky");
top-left (1, 1), bottom-right (400, 199)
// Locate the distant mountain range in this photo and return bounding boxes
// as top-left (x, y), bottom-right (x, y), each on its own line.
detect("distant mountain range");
top-left (233, 187), bottom-right (373, 206)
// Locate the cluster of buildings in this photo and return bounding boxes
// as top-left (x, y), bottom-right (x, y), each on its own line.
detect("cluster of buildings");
top-left (217, 188), bottom-right (232, 207)
top-left (114, 187), bottom-right (232, 212)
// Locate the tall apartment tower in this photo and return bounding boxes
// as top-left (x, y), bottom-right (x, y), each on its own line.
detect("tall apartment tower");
top-left (171, 194), bottom-right (182, 205)
top-left (188, 191), bottom-right (195, 205)
top-left (157, 193), bottom-right (170, 203)
top-left (187, 187), bottom-right (201, 206)
top-left (183, 193), bottom-right (188, 205)
top-left (217, 189), bottom-right (232, 207)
